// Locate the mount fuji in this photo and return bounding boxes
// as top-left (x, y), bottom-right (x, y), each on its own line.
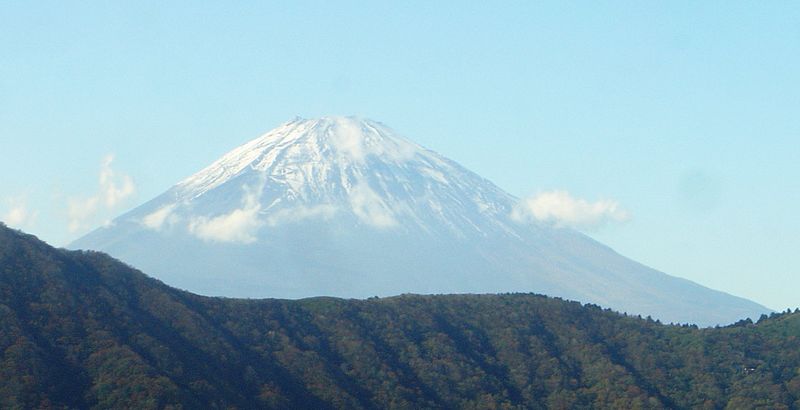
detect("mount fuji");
top-left (70, 116), bottom-right (769, 326)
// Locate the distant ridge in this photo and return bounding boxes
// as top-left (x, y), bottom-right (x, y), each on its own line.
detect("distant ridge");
top-left (70, 116), bottom-right (769, 326)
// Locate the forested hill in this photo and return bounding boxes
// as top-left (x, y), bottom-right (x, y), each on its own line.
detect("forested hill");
top-left (1, 224), bottom-right (799, 409)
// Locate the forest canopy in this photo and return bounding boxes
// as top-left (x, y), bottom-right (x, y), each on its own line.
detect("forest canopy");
top-left (1, 225), bottom-right (799, 409)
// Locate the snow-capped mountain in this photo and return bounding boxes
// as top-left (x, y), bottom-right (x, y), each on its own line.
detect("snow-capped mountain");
top-left (70, 116), bottom-right (769, 326)
top-left (169, 117), bottom-right (520, 240)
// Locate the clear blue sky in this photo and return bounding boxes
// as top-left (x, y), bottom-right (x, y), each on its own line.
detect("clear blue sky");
top-left (2, 2), bottom-right (798, 310)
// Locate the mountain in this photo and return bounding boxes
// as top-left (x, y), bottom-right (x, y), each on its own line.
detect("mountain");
top-left (3, 224), bottom-right (800, 409)
top-left (70, 116), bottom-right (768, 326)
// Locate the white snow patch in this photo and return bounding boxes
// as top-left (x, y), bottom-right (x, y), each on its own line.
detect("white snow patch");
top-left (421, 167), bottom-right (448, 184)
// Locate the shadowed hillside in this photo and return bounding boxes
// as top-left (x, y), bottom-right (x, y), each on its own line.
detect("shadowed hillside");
top-left (2, 224), bottom-right (799, 409)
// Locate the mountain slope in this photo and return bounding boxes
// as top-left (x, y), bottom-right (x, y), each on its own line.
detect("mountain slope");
top-left (3, 224), bottom-right (800, 409)
top-left (70, 116), bottom-right (769, 326)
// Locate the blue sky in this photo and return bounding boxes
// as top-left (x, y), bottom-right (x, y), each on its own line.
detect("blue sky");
top-left (1, 2), bottom-right (798, 310)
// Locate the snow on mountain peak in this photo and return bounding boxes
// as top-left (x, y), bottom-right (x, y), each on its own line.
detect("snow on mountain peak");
top-left (176, 117), bottom-right (421, 196)
top-left (139, 116), bottom-right (519, 241)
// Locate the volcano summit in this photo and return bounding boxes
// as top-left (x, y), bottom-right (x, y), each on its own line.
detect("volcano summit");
top-left (71, 117), bottom-right (769, 326)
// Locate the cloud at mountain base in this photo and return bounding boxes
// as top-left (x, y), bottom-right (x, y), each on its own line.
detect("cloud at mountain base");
top-left (142, 204), bottom-right (178, 231)
top-left (265, 204), bottom-right (338, 227)
top-left (512, 190), bottom-right (629, 230)
top-left (188, 185), bottom-right (263, 243)
top-left (349, 182), bottom-right (398, 228)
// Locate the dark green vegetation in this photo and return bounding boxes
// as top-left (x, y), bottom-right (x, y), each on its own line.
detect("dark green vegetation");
top-left (1, 224), bottom-right (800, 409)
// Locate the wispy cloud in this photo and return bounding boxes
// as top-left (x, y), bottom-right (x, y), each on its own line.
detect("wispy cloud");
top-left (265, 204), bottom-right (338, 227)
top-left (2, 197), bottom-right (38, 229)
top-left (349, 182), bottom-right (398, 228)
top-left (68, 154), bottom-right (136, 233)
top-left (328, 118), bottom-right (416, 163)
top-left (99, 155), bottom-right (135, 208)
top-left (512, 190), bottom-right (629, 230)
top-left (142, 204), bottom-right (178, 231)
top-left (189, 184), bottom-right (263, 243)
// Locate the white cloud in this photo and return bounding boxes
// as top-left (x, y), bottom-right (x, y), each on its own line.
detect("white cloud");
top-left (189, 184), bottom-right (263, 243)
top-left (349, 182), bottom-right (398, 228)
top-left (265, 204), bottom-right (338, 226)
top-left (512, 190), bottom-right (630, 230)
top-left (142, 204), bottom-right (177, 231)
top-left (99, 154), bottom-right (135, 207)
top-left (68, 197), bottom-right (100, 233)
top-left (68, 154), bottom-right (136, 233)
top-left (330, 118), bottom-right (367, 160)
top-left (2, 198), bottom-right (38, 229)
top-left (328, 117), bottom-right (416, 163)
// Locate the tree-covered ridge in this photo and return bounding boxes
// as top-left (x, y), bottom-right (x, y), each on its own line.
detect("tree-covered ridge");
top-left (1, 224), bottom-right (799, 409)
